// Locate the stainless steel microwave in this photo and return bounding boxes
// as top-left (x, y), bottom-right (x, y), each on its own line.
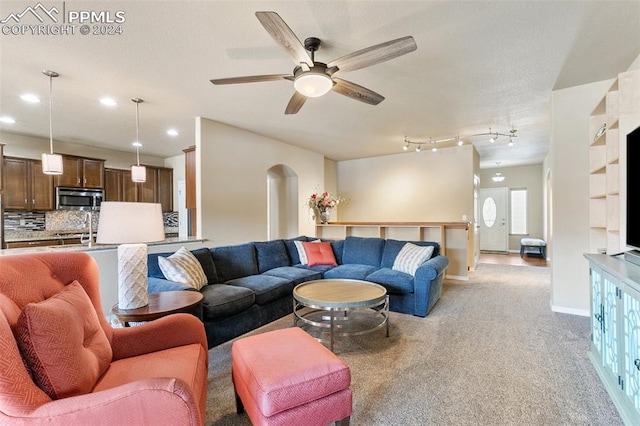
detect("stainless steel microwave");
top-left (55, 187), bottom-right (104, 211)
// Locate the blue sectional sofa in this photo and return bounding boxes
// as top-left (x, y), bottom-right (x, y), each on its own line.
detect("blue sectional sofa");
top-left (148, 236), bottom-right (449, 348)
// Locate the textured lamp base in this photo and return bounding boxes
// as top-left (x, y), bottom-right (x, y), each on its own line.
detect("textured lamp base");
top-left (117, 243), bottom-right (149, 309)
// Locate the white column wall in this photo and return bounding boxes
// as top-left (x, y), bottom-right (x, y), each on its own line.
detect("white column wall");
top-left (550, 79), bottom-right (614, 315)
top-left (195, 117), bottom-right (325, 246)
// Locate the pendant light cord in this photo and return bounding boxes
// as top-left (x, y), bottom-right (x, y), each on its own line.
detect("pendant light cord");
top-left (135, 100), bottom-right (141, 166)
top-left (48, 73), bottom-right (54, 155)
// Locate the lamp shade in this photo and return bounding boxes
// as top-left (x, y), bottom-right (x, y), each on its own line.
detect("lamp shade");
top-left (41, 153), bottom-right (63, 175)
top-left (131, 165), bottom-right (146, 183)
top-left (96, 202), bottom-right (165, 244)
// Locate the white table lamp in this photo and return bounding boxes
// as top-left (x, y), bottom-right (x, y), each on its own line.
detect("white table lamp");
top-left (97, 202), bottom-right (165, 309)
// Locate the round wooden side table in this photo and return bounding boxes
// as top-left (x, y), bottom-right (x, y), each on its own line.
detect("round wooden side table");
top-left (111, 291), bottom-right (204, 327)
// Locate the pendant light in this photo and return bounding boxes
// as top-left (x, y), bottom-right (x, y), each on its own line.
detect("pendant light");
top-left (41, 70), bottom-right (63, 175)
top-left (130, 98), bottom-right (146, 183)
top-left (492, 161), bottom-right (505, 182)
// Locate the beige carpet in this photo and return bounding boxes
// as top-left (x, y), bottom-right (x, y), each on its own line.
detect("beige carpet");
top-left (205, 263), bottom-right (622, 425)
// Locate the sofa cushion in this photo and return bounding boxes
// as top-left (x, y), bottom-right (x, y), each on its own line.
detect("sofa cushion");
top-left (392, 243), bottom-right (435, 276)
top-left (283, 236), bottom-right (308, 265)
top-left (302, 241), bottom-right (338, 266)
top-left (255, 240), bottom-right (291, 274)
top-left (295, 264), bottom-right (337, 274)
top-left (213, 243), bottom-right (259, 282)
top-left (190, 248), bottom-right (219, 284)
top-left (323, 264), bottom-right (378, 281)
top-left (366, 268), bottom-right (415, 294)
top-left (226, 275), bottom-right (294, 305)
top-left (342, 236), bottom-right (385, 267)
top-left (200, 284), bottom-right (255, 320)
top-left (329, 239), bottom-right (345, 265)
top-left (381, 239), bottom-right (440, 268)
top-left (148, 247), bottom-right (218, 284)
top-left (263, 266), bottom-right (322, 285)
top-left (16, 281), bottom-right (112, 399)
top-left (158, 247), bottom-right (208, 290)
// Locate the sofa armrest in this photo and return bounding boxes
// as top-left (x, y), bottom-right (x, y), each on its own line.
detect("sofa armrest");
top-left (412, 255), bottom-right (449, 317)
top-left (23, 377), bottom-right (201, 425)
top-left (111, 313), bottom-right (207, 360)
top-left (415, 255), bottom-right (449, 281)
top-left (148, 276), bottom-right (194, 293)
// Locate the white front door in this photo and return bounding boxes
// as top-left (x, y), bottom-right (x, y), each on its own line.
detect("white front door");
top-left (479, 187), bottom-right (508, 252)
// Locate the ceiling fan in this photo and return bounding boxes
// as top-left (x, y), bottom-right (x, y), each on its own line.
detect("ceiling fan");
top-left (210, 11), bottom-right (417, 114)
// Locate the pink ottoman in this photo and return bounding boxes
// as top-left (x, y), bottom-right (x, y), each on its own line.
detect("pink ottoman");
top-left (231, 327), bottom-right (352, 426)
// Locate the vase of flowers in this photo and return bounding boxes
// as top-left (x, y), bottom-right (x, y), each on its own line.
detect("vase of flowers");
top-left (307, 191), bottom-right (344, 224)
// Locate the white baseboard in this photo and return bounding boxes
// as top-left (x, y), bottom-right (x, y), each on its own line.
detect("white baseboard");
top-left (550, 303), bottom-right (589, 317)
top-left (445, 274), bottom-right (469, 281)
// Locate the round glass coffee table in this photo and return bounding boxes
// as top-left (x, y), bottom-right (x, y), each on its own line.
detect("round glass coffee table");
top-left (293, 279), bottom-right (389, 351)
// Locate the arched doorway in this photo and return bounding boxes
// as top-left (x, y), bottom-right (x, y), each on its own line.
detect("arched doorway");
top-left (267, 165), bottom-right (299, 240)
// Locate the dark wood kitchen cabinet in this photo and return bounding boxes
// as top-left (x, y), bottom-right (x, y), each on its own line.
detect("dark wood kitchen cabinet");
top-left (55, 155), bottom-right (105, 188)
top-left (104, 166), bottom-right (173, 212)
top-left (3, 157), bottom-right (54, 211)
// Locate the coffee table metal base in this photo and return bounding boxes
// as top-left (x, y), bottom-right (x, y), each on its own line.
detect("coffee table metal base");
top-left (293, 280), bottom-right (389, 351)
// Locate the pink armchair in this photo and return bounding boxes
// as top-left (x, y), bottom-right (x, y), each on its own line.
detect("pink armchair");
top-left (0, 252), bottom-right (208, 425)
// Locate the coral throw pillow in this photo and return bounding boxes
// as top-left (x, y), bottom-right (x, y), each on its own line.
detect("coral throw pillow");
top-left (16, 280), bottom-right (112, 400)
top-left (302, 241), bottom-right (338, 267)
top-left (158, 246), bottom-right (208, 290)
top-left (294, 239), bottom-right (321, 265)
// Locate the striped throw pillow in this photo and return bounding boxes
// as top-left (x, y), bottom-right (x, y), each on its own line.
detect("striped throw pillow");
top-left (392, 243), bottom-right (434, 276)
top-left (158, 246), bottom-right (208, 290)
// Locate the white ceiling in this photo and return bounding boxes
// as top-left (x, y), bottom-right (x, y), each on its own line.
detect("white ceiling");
top-left (1, 1), bottom-right (639, 168)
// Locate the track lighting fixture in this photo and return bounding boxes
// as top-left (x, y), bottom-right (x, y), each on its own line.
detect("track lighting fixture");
top-left (402, 128), bottom-right (517, 153)
top-left (415, 144), bottom-right (421, 152)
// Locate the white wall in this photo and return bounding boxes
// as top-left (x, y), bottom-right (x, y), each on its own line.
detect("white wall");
top-left (195, 118), bottom-right (325, 246)
top-left (550, 79), bottom-right (615, 316)
top-left (337, 145), bottom-right (476, 222)
top-left (335, 144), bottom-right (476, 278)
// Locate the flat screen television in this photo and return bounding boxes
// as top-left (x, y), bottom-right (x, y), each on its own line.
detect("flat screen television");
top-left (625, 125), bottom-right (640, 264)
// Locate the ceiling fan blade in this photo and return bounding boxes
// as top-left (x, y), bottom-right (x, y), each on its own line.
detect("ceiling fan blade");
top-left (285, 91), bottom-right (307, 114)
top-left (327, 36), bottom-right (417, 74)
top-left (210, 74), bottom-right (292, 85)
top-left (255, 11), bottom-right (313, 67)
top-left (332, 78), bottom-right (385, 105)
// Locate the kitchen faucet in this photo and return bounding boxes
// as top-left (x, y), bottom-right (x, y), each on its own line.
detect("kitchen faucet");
top-left (81, 212), bottom-right (94, 248)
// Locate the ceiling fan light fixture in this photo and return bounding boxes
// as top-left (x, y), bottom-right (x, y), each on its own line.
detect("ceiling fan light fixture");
top-left (294, 72), bottom-right (333, 97)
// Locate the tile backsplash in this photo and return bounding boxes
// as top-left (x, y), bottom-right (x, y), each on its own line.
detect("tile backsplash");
top-left (4, 210), bottom-right (179, 232)
top-left (4, 211), bottom-right (46, 232)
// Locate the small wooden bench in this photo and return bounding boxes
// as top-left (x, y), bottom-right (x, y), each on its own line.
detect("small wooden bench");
top-left (231, 327), bottom-right (352, 426)
top-left (520, 238), bottom-right (546, 258)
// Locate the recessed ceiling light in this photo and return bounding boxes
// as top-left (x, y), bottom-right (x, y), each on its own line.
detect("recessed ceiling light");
top-left (100, 97), bottom-right (117, 107)
top-left (132, 141), bottom-right (142, 147)
top-left (166, 128), bottom-right (179, 137)
top-left (20, 93), bottom-right (40, 103)
top-left (0, 116), bottom-right (16, 124)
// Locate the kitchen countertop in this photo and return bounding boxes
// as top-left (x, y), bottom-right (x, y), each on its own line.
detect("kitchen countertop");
top-left (0, 236), bottom-right (206, 256)
top-left (4, 228), bottom-right (180, 243)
